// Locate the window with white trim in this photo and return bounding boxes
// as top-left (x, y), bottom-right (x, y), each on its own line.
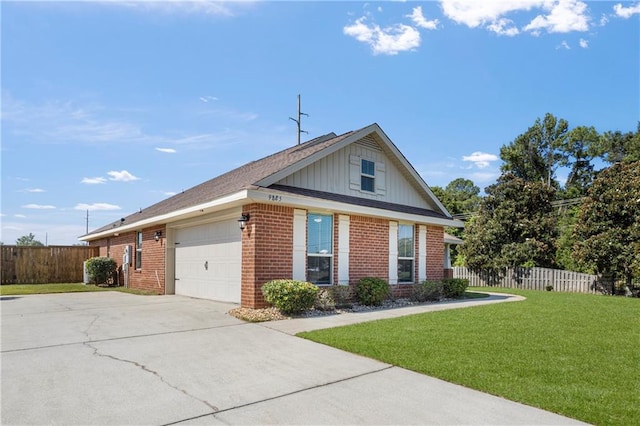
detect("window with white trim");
top-left (135, 231), bottom-right (143, 270)
top-left (307, 213), bottom-right (333, 285)
top-left (361, 159), bottom-right (375, 192)
top-left (398, 224), bottom-right (414, 282)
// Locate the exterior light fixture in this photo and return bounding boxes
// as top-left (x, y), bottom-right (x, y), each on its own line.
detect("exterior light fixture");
top-left (154, 231), bottom-right (162, 241)
top-left (238, 213), bottom-right (250, 230)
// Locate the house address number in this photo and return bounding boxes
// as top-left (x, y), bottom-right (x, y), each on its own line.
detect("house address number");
top-left (268, 194), bottom-right (283, 202)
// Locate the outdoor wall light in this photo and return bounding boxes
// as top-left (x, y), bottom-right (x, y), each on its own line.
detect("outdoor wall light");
top-left (154, 231), bottom-right (163, 241)
top-left (238, 214), bottom-right (250, 231)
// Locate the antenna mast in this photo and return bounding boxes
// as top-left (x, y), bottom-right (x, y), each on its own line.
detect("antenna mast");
top-left (289, 94), bottom-right (308, 145)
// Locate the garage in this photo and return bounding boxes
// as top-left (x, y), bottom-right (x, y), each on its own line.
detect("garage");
top-left (174, 218), bottom-right (241, 303)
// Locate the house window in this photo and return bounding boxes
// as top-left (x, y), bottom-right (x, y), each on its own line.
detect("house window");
top-left (398, 224), bottom-right (414, 282)
top-left (135, 231), bottom-right (142, 270)
top-left (361, 159), bottom-right (375, 192)
top-left (307, 213), bottom-right (333, 285)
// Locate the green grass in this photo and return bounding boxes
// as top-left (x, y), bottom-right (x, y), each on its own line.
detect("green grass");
top-left (0, 283), bottom-right (159, 296)
top-left (300, 288), bottom-right (640, 425)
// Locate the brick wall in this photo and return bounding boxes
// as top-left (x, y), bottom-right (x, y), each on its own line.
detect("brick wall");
top-left (427, 225), bottom-right (445, 280)
top-left (349, 215), bottom-right (389, 284)
top-left (89, 225), bottom-right (166, 294)
top-left (241, 203), bottom-right (294, 308)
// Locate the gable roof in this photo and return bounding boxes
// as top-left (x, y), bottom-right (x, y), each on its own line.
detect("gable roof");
top-left (82, 123), bottom-right (457, 240)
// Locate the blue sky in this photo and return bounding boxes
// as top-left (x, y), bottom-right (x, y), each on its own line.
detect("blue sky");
top-left (1, 0), bottom-right (638, 245)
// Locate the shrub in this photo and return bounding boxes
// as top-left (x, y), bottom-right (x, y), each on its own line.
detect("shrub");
top-left (261, 279), bottom-right (318, 315)
top-left (546, 285), bottom-right (554, 291)
top-left (85, 256), bottom-right (117, 285)
top-left (442, 278), bottom-right (469, 298)
top-left (314, 288), bottom-right (336, 311)
top-left (356, 277), bottom-right (390, 306)
top-left (329, 285), bottom-right (354, 309)
top-left (411, 280), bottom-right (443, 302)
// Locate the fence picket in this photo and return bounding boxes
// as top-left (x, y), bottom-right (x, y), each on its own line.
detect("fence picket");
top-left (453, 266), bottom-right (598, 294)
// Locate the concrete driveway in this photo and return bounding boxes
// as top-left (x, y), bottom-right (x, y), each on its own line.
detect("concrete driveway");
top-left (1, 292), bottom-right (585, 425)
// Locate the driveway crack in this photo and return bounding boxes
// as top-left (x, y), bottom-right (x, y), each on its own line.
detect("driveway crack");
top-left (84, 342), bottom-right (219, 413)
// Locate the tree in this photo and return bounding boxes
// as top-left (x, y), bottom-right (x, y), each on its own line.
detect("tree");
top-left (15, 233), bottom-right (44, 246)
top-left (594, 124), bottom-right (640, 164)
top-left (460, 174), bottom-right (557, 275)
top-left (500, 113), bottom-right (569, 186)
top-left (560, 126), bottom-right (600, 199)
top-left (573, 161), bottom-right (640, 290)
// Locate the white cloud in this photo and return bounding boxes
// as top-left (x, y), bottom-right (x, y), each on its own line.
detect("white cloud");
top-left (81, 177), bottom-right (108, 184)
top-left (25, 188), bottom-right (45, 193)
top-left (614, 3), bottom-right (640, 18)
top-left (557, 40), bottom-right (571, 49)
top-left (22, 204), bottom-right (56, 210)
top-left (440, 0), bottom-right (591, 35)
top-left (74, 203), bottom-right (121, 211)
top-left (156, 147), bottom-right (177, 153)
top-left (524, 0), bottom-right (590, 34)
top-left (110, 1), bottom-right (246, 17)
top-left (199, 96), bottom-right (219, 103)
top-left (164, 191), bottom-right (177, 196)
top-left (579, 38), bottom-right (589, 48)
top-left (487, 18), bottom-right (520, 36)
top-left (107, 170), bottom-right (140, 182)
top-left (407, 6), bottom-right (439, 30)
top-left (344, 17), bottom-right (421, 55)
top-left (440, 0), bottom-right (543, 28)
top-left (14, 214), bottom-right (27, 218)
top-left (462, 151), bottom-right (499, 169)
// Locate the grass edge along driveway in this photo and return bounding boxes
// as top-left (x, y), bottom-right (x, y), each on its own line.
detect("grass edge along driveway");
top-left (0, 283), bottom-right (157, 296)
top-left (299, 288), bottom-right (639, 426)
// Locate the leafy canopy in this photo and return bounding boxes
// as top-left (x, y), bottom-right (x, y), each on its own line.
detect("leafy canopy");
top-left (573, 161), bottom-right (640, 284)
top-left (460, 173), bottom-right (557, 274)
top-left (15, 233), bottom-right (44, 246)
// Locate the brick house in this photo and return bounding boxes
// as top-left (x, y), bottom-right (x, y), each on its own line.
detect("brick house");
top-left (80, 123), bottom-right (462, 308)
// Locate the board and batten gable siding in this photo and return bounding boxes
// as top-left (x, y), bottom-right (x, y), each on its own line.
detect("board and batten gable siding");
top-left (275, 138), bottom-right (437, 210)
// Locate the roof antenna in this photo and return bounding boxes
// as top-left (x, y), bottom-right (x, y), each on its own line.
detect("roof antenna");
top-left (289, 94), bottom-right (308, 145)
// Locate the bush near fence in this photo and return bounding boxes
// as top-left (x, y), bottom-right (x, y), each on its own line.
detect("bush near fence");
top-left (453, 266), bottom-right (599, 294)
top-left (1, 245), bottom-right (99, 284)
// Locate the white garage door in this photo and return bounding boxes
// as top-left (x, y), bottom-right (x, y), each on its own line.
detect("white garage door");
top-left (174, 219), bottom-right (241, 303)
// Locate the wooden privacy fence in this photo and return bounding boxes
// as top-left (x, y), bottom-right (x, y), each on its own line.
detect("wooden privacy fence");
top-left (1, 245), bottom-right (99, 284)
top-left (453, 266), bottom-right (599, 294)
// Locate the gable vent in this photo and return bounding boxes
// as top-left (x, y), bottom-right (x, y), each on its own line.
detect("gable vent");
top-left (355, 134), bottom-right (381, 151)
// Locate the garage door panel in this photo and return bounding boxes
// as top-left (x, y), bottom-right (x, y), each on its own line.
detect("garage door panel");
top-left (174, 219), bottom-right (241, 303)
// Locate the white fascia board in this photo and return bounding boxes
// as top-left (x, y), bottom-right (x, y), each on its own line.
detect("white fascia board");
top-left (247, 189), bottom-right (463, 228)
top-left (79, 190), bottom-right (249, 241)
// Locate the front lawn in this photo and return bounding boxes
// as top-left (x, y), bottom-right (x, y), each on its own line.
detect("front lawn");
top-left (300, 288), bottom-right (639, 425)
top-left (0, 283), bottom-right (158, 296)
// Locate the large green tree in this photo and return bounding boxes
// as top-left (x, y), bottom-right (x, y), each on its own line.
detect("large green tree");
top-left (500, 113), bottom-right (569, 187)
top-left (15, 233), bottom-right (44, 246)
top-left (460, 174), bottom-right (557, 274)
top-left (594, 124), bottom-right (640, 164)
top-left (573, 161), bottom-right (640, 289)
top-left (560, 125), bottom-right (600, 198)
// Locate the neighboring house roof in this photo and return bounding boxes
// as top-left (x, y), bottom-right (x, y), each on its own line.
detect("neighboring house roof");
top-left (81, 123), bottom-right (459, 240)
top-left (444, 233), bottom-right (464, 245)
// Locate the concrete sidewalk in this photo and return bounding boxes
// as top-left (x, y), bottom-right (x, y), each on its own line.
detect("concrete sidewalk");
top-left (263, 292), bottom-right (525, 335)
top-left (1, 292), bottom-right (586, 425)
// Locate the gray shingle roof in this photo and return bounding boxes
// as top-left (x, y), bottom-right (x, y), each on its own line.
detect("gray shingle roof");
top-left (85, 130), bottom-right (352, 236)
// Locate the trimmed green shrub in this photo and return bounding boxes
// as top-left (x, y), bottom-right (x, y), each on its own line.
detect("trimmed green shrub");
top-left (356, 277), bottom-right (390, 306)
top-left (411, 280), bottom-right (443, 302)
top-left (85, 256), bottom-right (117, 285)
top-left (261, 279), bottom-right (318, 315)
top-left (329, 285), bottom-right (354, 309)
top-left (314, 288), bottom-right (336, 311)
top-left (442, 278), bottom-right (469, 298)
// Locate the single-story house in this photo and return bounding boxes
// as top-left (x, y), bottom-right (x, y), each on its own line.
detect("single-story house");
top-left (80, 123), bottom-right (463, 308)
